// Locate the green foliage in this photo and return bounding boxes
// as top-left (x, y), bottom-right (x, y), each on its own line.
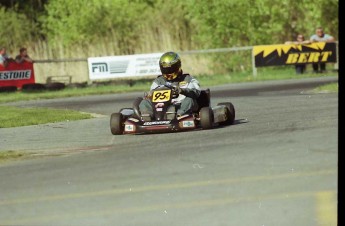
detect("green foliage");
top-left (41, 0), bottom-right (148, 52)
top-left (0, 0), bottom-right (339, 72)
top-left (0, 7), bottom-right (38, 49)
top-left (1, 0), bottom-right (338, 50)
top-left (136, 0), bottom-right (193, 51)
top-left (183, 0), bottom-right (338, 47)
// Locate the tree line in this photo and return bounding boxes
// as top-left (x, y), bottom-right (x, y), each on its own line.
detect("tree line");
top-left (0, 0), bottom-right (338, 57)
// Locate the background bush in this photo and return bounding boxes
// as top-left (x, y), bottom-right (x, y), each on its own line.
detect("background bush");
top-left (0, 0), bottom-right (338, 81)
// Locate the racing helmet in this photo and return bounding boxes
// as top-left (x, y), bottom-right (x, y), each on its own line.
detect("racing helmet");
top-left (159, 51), bottom-right (182, 80)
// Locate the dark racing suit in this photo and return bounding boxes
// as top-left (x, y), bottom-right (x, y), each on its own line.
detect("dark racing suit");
top-left (139, 73), bottom-right (201, 118)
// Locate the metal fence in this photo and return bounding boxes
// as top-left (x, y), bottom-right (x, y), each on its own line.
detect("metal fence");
top-left (33, 43), bottom-right (338, 84)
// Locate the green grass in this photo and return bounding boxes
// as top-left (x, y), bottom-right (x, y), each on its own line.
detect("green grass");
top-left (313, 82), bottom-right (338, 93)
top-left (0, 83), bottom-right (152, 104)
top-left (0, 106), bottom-right (93, 128)
top-left (0, 67), bottom-right (338, 104)
top-left (0, 151), bottom-right (33, 163)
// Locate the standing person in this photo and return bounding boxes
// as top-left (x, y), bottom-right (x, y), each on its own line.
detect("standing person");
top-left (309, 27), bottom-right (335, 73)
top-left (285, 34), bottom-right (311, 74)
top-left (0, 47), bottom-right (13, 67)
top-left (15, 47), bottom-right (33, 64)
top-left (139, 51), bottom-right (201, 121)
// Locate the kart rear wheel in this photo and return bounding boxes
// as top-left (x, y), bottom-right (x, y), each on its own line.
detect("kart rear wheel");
top-left (217, 102), bottom-right (235, 125)
top-left (199, 107), bottom-right (214, 129)
top-left (110, 113), bottom-right (124, 135)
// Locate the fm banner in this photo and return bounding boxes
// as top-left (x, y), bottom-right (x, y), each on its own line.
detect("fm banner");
top-left (88, 53), bottom-right (164, 81)
top-left (0, 61), bottom-right (35, 88)
top-left (253, 42), bottom-right (337, 67)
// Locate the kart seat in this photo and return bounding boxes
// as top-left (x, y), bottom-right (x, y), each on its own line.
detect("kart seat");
top-left (132, 97), bottom-right (143, 119)
top-left (197, 89), bottom-right (210, 111)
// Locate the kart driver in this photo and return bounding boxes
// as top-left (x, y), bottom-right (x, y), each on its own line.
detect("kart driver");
top-left (139, 51), bottom-right (201, 121)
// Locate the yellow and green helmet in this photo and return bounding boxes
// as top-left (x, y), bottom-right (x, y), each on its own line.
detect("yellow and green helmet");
top-left (159, 51), bottom-right (182, 80)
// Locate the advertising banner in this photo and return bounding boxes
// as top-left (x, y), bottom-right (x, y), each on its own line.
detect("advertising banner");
top-left (0, 61), bottom-right (35, 88)
top-left (253, 42), bottom-right (337, 67)
top-left (88, 53), bottom-right (164, 81)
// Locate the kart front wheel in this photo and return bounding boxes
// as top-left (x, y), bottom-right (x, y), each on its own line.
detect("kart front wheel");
top-left (199, 107), bottom-right (214, 129)
top-left (110, 113), bottom-right (124, 135)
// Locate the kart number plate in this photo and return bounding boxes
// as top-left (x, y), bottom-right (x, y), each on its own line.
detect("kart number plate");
top-left (152, 90), bottom-right (171, 102)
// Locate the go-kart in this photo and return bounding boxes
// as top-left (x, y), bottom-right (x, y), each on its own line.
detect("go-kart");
top-left (110, 84), bottom-right (235, 135)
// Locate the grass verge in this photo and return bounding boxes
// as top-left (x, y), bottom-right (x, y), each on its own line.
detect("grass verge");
top-left (312, 82), bottom-right (338, 93)
top-left (0, 106), bottom-right (93, 128)
top-left (0, 151), bottom-right (33, 163)
top-left (0, 68), bottom-right (338, 104)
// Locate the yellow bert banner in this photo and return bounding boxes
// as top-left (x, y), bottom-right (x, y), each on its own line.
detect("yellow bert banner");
top-left (253, 42), bottom-right (337, 67)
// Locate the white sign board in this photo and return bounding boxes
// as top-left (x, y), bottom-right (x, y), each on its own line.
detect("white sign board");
top-left (87, 53), bottom-right (163, 80)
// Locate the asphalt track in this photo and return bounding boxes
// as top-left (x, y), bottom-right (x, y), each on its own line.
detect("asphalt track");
top-left (0, 76), bottom-right (338, 225)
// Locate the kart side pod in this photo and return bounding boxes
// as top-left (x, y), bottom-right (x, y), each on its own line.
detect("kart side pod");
top-left (213, 102), bottom-right (235, 125)
top-left (212, 105), bottom-right (229, 123)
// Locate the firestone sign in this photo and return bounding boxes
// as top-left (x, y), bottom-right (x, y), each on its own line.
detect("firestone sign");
top-left (0, 61), bottom-right (35, 88)
top-left (0, 70), bottom-right (32, 80)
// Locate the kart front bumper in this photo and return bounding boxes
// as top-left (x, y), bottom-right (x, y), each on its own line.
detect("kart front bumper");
top-left (123, 116), bottom-right (196, 134)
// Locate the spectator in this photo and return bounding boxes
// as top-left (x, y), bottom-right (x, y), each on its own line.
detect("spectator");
top-left (285, 34), bottom-right (311, 45)
top-left (285, 34), bottom-right (311, 74)
top-left (15, 47), bottom-right (33, 64)
top-left (309, 27), bottom-right (335, 73)
top-left (0, 47), bottom-right (14, 67)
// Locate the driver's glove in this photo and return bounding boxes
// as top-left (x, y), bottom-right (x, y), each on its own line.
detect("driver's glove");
top-left (144, 90), bottom-right (153, 99)
top-left (172, 86), bottom-right (181, 97)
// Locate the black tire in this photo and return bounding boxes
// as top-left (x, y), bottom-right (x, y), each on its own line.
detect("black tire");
top-left (46, 82), bottom-right (66, 91)
top-left (110, 113), bottom-right (124, 135)
top-left (67, 82), bottom-right (88, 88)
top-left (0, 86), bottom-right (17, 93)
top-left (217, 102), bottom-right (235, 125)
top-left (199, 107), bottom-right (214, 129)
top-left (21, 83), bottom-right (46, 92)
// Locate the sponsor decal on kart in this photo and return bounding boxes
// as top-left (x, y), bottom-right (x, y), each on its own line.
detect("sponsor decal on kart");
top-left (128, 118), bottom-right (139, 122)
top-left (177, 114), bottom-right (190, 120)
top-left (143, 121), bottom-right (171, 126)
top-left (155, 103), bottom-right (164, 108)
top-left (152, 90), bottom-right (171, 102)
top-left (125, 124), bottom-right (135, 132)
top-left (182, 121), bottom-right (195, 128)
